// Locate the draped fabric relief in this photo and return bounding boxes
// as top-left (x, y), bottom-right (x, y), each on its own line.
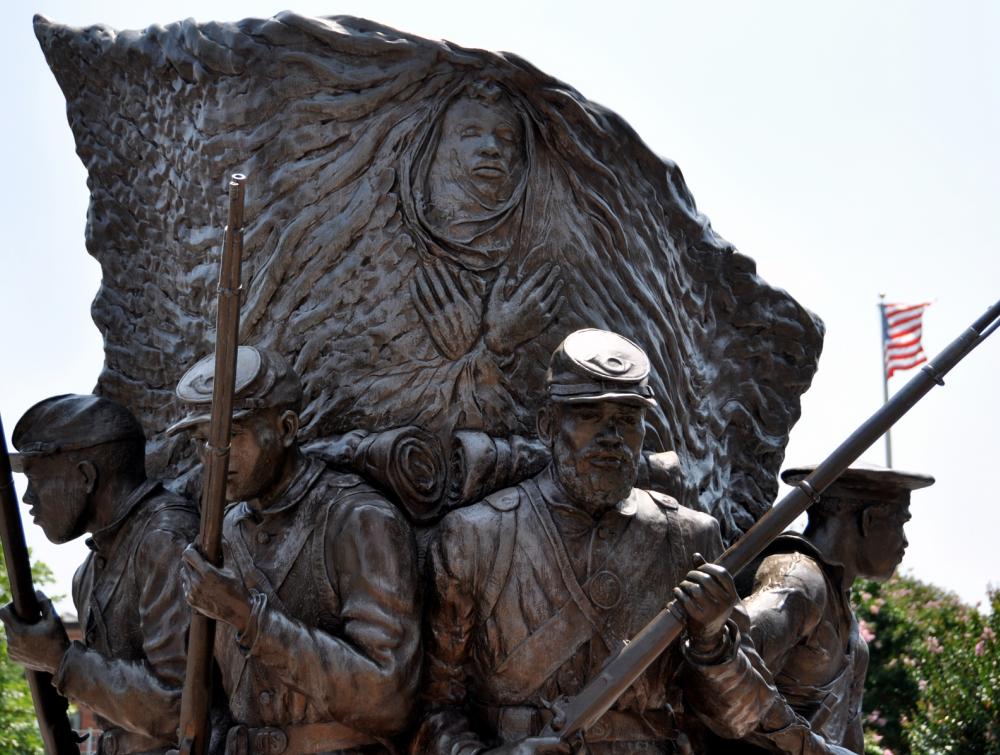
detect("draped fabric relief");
top-left (36, 12), bottom-right (823, 537)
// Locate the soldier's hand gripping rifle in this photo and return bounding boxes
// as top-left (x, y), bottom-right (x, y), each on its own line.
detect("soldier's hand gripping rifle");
top-left (178, 174), bottom-right (246, 755)
top-left (540, 296), bottom-right (1000, 743)
top-left (0, 416), bottom-right (82, 755)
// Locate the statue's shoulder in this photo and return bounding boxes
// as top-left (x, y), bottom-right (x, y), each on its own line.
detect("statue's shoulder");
top-left (436, 485), bottom-right (523, 547)
top-left (644, 488), bottom-right (718, 533)
top-left (139, 482), bottom-right (199, 538)
top-left (319, 466), bottom-right (413, 532)
top-left (754, 535), bottom-right (829, 604)
top-left (482, 485), bottom-right (524, 512)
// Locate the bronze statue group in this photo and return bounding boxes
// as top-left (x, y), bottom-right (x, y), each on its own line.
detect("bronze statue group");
top-left (1, 329), bottom-right (929, 755)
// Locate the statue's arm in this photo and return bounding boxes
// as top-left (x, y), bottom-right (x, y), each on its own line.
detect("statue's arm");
top-left (742, 553), bottom-right (826, 673)
top-left (695, 553), bottom-right (842, 754)
top-left (235, 495), bottom-right (422, 735)
top-left (677, 515), bottom-right (788, 740)
top-left (410, 512), bottom-right (490, 755)
top-left (53, 525), bottom-right (191, 741)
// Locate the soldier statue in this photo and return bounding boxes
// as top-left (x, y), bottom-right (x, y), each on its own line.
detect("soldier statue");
top-left (0, 394), bottom-right (198, 754)
top-left (736, 463), bottom-right (932, 754)
top-left (411, 329), bottom-right (807, 755)
top-left (169, 346), bottom-right (421, 754)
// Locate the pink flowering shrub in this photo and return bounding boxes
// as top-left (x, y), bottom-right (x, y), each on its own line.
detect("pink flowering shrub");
top-left (853, 574), bottom-right (1000, 753)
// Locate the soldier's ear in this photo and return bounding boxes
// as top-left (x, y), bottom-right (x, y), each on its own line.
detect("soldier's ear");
top-left (278, 409), bottom-right (300, 448)
top-left (859, 506), bottom-right (876, 538)
top-left (77, 460), bottom-right (99, 495)
top-left (536, 403), bottom-right (555, 446)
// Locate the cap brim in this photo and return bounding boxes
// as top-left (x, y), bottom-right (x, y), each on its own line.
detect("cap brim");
top-left (165, 408), bottom-right (252, 436)
top-left (552, 392), bottom-right (657, 408)
top-left (782, 462), bottom-right (935, 492)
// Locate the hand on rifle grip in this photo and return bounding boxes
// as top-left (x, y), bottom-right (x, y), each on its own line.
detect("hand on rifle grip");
top-left (672, 553), bottom-right (738, 655)
top-left (0, 589), bottom-right (70, 673)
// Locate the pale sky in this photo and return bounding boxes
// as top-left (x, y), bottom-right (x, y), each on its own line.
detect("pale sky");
top-left (2, 0), bottom-right (998, 612)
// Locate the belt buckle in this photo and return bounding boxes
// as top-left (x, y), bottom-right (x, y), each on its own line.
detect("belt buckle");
top-left (252, 727), bottom-right (288, 755)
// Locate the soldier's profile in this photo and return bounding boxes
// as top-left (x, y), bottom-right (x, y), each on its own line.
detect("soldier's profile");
top-left (1, 394), bottom-right (198, 754)
top-left (170, 346), bottom-right (422, 753)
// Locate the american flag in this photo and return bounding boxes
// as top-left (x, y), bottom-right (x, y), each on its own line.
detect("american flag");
top-left (881, 301), bottom-right (931, 379)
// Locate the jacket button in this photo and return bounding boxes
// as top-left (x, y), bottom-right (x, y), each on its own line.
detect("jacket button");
top-left (259, 690), bottom-right (272, 706)
top-left (256, 531), bottom-right (271, 545)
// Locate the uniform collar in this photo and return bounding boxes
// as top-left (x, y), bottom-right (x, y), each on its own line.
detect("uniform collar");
top-left (236, 456), bottom-right (325, 524)
top-left (87, 479), bottom-right (160, 555)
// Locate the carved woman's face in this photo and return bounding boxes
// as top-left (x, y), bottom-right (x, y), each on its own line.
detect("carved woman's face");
top-left (434, 95), bottom-right (525, 207)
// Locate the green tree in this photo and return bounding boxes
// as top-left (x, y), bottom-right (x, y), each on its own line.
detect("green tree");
top-left (0, 550), bottom-right (55, 754)
top-left (854, 574), bottom-right (1000, 754)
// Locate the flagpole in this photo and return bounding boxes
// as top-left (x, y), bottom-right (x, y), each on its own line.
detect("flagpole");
top-left (879, 293), bottom-right (893, 468)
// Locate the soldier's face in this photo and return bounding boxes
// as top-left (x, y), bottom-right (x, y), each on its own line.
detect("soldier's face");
top-left (193, 410), bottom-right (290, 502)
top-left (545, 400), bottom-right (645, 511)
top-left (859, 502), bottom-right (911, 580)
top-left (20, 455), bottom-right (91, 544)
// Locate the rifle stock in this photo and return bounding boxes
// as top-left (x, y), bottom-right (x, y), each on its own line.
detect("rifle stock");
top-left (0, 415), bottom-right (81, 755)
top-left (543, 296), bottom-right (1000, 741)
top-left (178, 174), bottom-right (246, 755)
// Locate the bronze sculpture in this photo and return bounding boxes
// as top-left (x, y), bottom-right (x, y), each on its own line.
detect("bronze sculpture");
top-left (412, 329), bottom-right (784, 755)
top-left (736, 464), bottom-right (934, 754)
top-left (34, 12), bottom-right (824, 537)
top-left (170, 346), bottom-right (422, 754)
top-left (0, 394), bottom-right (198, 754)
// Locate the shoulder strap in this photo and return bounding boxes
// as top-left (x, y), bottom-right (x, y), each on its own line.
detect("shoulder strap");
top-left (521, 478), bottom-right (606, 634)
top-left (486, 480), bottom-right (627, 701)
top-left (479, 500), bottom-right (519, 625)
top-left (227, 523), bottom-right (289, 615)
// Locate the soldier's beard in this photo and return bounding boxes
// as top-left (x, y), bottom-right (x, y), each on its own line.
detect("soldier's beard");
top-left (552, 439), bottom-right (639, 514)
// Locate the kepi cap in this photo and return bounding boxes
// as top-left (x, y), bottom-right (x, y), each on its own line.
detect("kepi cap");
top-left (166, 346), bottom-right (303, 435)
top-left (10, 394), bottom-right (145, 472)
top-left (546, 329), bottom-right (657, 407)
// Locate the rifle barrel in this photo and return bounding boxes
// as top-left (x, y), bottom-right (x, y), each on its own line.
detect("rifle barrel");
top-left (178, 174), bottom-right (246, 755)
top-left (545, 296), bottom-right (1000, 740)
top-left (1, 416), bottom-right (81, 755)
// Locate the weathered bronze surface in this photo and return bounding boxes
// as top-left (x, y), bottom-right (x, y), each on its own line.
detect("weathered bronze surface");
top-left (34, 12), bottom-right (823, 538)
top-left (10, 10), bottom-right (914, 755)
top-left (2, 395), bottom-right (198, 754)
top-left (735, 464), bottom-right (934, 755)
top-left (173, 346), bottom-right (421, 754)
top-left (545, 296), bottom-right (1000, 748)
top-left (413, 330), bottom-right (792, 754)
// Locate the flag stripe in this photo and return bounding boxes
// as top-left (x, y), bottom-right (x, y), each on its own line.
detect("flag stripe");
top-left (886, 310), bottom-right (924, 329)
top-left (886, 343), bottom-right (924, 359)
top-left (884, 302), bottom-right (930, 316)
top-left (881, 301), bottom-right (930, 379)
top-left (887, 355), bottom-right (927, 378)
top-left (888, 323), bottom-right (922, 340)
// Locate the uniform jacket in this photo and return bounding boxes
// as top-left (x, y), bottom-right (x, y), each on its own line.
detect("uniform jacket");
top-left (739, 534), bottom-right (869, 754)
top-left (55, 480), bottom-right (198, 755)
top-left (412, 467), bottom-right (783, 755)
top-left (215, 457), bottom-right (421, 754)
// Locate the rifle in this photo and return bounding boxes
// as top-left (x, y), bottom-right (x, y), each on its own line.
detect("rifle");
top-left (0, 415), bottom-right (82, 755)
top-left (178, 173), bottom-right (246, 755)
top-left (542, 296), bottom-right (1000, 742)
